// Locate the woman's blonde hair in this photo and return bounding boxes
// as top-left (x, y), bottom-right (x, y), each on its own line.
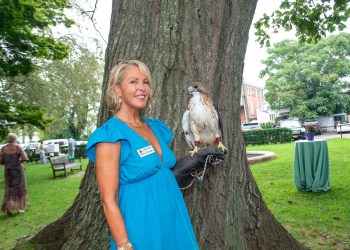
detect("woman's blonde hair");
top-left (107, 60), bottom-right (153, 112)
top-left (7, 133), bottom-right (17, 143)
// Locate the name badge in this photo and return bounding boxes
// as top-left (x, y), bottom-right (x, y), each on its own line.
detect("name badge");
top-left (137, 145), bottom-right (155, 157)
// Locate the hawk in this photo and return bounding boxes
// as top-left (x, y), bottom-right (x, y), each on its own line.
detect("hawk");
top-left (182, 82), bottom-right (227, 156)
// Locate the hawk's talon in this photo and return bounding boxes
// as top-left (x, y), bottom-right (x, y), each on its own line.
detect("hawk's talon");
top-left (217, 142), bottom-right (227, 153)
top-left (189, 146), bottom-right (199, 157)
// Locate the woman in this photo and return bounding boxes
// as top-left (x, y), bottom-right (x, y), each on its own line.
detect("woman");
top-left (0, 133), bottom-right (29, 215)
top-left (38, 141), bottom-right (46, 164)
top-left (86, 60), bottom-right (199, 250)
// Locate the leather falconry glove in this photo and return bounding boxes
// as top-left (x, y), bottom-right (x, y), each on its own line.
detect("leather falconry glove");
top-left (171, 146), bottom-right (227, 189)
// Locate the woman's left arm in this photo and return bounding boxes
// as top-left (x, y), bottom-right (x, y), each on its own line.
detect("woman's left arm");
top-left (18, 145), bottom-right (28, 161)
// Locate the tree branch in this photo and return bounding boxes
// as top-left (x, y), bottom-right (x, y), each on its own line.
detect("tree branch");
top-left (79, 0), bottom-right (107, 45)
top-left (91, 0), bottom-right (99, 21)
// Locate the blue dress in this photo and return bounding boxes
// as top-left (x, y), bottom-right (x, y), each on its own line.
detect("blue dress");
top-left (86, 117), bottom-right (199, 250)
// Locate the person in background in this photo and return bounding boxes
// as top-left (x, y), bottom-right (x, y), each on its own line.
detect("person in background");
top-left (68, 137), bottom-right (76, 163)
top-left (38, 141), bottom-right (46, 164)
top-left (0, 133), bottom-right (29, 215)
top-left (334, 120), bottom-right (338, 129)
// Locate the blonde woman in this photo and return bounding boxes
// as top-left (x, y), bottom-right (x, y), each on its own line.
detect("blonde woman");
top-left (86, 60), bottom-right (200, 250)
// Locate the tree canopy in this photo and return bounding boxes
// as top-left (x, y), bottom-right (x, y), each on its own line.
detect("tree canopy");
top-left (0, 0), bottom-right (105, 140)
top-left (42, 44), bottom-right (103, 139)
top-left (261, 32), bottom-right (350, 119)
top-left (0, 0), bottom-right (74, 78)
top-left (0, 100), bottom-right (50, 139)
top-left (254, 0), bottom-right (350, 47)
top-left (3, 41), bottom-right (103, 140)
top-left (0, 0), bottom-right (75, 137)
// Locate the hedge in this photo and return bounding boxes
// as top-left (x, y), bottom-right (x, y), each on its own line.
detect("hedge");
top-left (242, 128), bottom-right (292, 145)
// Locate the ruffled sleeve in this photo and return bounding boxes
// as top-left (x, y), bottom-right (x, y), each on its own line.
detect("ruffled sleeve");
top-left (149, 118), bottom-right (173, 145)
top-left (86, 118), bottom-right (126, 163)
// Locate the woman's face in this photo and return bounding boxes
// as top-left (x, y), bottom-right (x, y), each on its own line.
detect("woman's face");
top-left (115, 66), bottom-right (150, 111)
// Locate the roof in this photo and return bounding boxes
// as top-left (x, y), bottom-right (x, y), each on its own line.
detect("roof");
top-left (242, 81), bottom-right (265, 90)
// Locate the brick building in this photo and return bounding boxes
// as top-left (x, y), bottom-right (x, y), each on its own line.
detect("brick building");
top-left (240, 82), bottom-right (264, 124)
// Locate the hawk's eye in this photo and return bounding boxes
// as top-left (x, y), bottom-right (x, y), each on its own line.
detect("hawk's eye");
top-left (194, 85), bottom-right (198, 89)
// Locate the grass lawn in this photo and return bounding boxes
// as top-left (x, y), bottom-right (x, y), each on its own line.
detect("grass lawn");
top-left (0, 158), bottom-right (89, 250)
top-left (0, 139), bottom-right (349, 249)
top-left (248, 138), bottom-right (350, 250)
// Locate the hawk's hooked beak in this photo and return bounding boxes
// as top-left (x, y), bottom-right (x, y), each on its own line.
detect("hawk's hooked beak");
top-left (187, 85), bottom-right (198, 95)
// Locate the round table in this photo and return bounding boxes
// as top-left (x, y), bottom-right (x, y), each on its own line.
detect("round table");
top-left (294, 139), bottom-right (330, 192)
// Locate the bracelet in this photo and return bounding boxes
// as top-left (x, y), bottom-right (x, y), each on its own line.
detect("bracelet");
top-left (116, 239), bottom-right (128, 246)
top-left (117, 242), bottom-right (132, 250)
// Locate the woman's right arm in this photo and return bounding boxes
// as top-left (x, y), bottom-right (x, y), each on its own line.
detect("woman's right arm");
top-left (96, 142), bottom-right (131, 249)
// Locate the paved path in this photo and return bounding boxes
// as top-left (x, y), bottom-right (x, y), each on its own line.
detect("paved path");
top-left (314, 127), bottom-right (350, 139)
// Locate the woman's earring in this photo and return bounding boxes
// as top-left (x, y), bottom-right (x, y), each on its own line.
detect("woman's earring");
top-left (115, 96), bottom-right (121, 103)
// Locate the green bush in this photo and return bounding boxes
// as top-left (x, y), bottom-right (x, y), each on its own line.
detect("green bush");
top-left (243, 128), bottom-right (292, 145)
top-left (260, 122), bottom-right (273, 129)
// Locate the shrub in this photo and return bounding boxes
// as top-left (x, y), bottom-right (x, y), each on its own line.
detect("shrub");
top-left (261, 122), bottom-right (273, 129)
top-left (243, 128), bottom-right (292, 145)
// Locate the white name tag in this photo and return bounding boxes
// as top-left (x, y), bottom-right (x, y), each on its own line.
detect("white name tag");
top-left (137, 145), bottom-right (155, 157)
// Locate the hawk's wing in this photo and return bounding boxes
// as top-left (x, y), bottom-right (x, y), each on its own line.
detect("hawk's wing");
top-left (182, 110), bottom-right (195, 149)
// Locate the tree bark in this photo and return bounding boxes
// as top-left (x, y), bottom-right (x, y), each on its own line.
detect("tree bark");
top-left (19, 0), bottom-right (307, 249)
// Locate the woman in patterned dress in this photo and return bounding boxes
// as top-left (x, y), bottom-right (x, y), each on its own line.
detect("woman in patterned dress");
top-left (1, 133), bottom-right (29, 215)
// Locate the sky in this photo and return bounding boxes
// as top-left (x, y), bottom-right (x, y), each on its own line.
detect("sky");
top-left (244, 1), bottom-right (296, 87)
top-left (89, 0), bottom-right (338, 89)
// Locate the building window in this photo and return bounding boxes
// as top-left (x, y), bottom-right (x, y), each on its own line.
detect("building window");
top-left (250, 100), bottom-right (254, 114)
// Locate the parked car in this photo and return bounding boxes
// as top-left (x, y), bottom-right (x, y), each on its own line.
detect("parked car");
top-left (43, 139), bottom-right (68, 147)
top-left (336, 121), bottom-right (350, 134)
top-left (241, 122), bottom-right (262, 132)
top-left (23, 142), bottom-right (41, 162)
top-left (279, 119), bottom-right (306, 140)
top-left (43, 139), bottom-right (69, 155)
top-left (22, 142), bottom-right (40, 151)
top-left (302, 119), bottom-right (322, 135)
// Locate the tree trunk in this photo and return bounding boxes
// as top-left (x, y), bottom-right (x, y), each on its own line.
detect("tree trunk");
top-left (20, 0), bottom-right (307, 249)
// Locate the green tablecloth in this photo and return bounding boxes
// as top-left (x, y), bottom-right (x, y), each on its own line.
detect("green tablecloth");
top-left (294, 139), bottom-right (330, 192)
